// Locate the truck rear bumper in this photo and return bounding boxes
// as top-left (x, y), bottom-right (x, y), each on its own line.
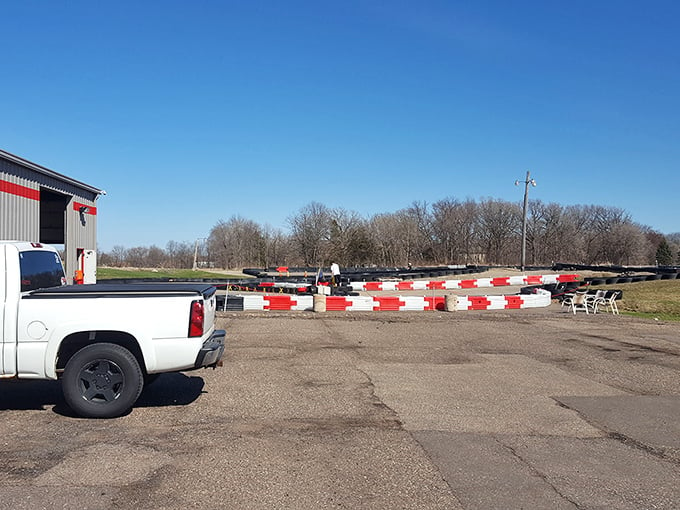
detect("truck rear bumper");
top-left (193, 329), bottom-right (226, 369)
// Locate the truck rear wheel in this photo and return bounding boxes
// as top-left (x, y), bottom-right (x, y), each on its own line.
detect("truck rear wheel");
top-left (62, 343), bottom-right (144, 418)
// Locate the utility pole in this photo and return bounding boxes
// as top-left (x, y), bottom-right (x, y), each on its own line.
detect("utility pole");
top-left (192, 238), bottom-right (206, 271)
top-left (515, 171), bottom-right (536, 272)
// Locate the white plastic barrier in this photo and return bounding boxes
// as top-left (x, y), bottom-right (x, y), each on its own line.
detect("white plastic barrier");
top-left (243, 294), bottom-right (314, 311)
top-left (292, 296), bottom-right (313, 311)
top-left (237, 289), bottom-right (552, 312)
top-left (349, 274), bottom-right (579, 292)
top-left (243, 295), bottom-right (267, 311)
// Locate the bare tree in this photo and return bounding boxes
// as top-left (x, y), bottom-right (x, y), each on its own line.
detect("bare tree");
top-left (209, 216), bottom-right (265, 269)
top-left (95, 196), bottom-right (663, 270)
top-left (604, 221), bottom-right (647, 265)
top-left (368, 209), bottom-right (424, 266)
top-left (324, 209), bottom-right (376, 266)
top-left (432, 198), bottom-right (479, 264)
top-left (527, 201), bottom-right (579, 265)
top-left (579, 206), bottom-right (635, 264)
top-left (125, 246), bottom-right (150, 267)
top-left (165, 241), bottom-right (194, 268)
top-left (107, 245), bottom-right (127, 267)
top-left (666, 232), bottom-right (680, 264)
top-left (405, 201), bottom-right (435, 263)
top-left (478, 199), bottom-right (521, 264)
top-left (287, 202), bottom-right (333, 266)
top-left (260, 224), bottom-right (293, 268)
top-left (145, 246), bottom-right (166, 268)
top-left (369, 213), bottom-right (402, 266)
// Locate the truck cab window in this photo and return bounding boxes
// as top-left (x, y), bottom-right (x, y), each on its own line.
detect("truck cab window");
top-left (19, 251), bottom-right (66, 291)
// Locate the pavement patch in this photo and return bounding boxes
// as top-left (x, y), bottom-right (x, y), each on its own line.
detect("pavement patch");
top-left (556, 395), bottom-right (680, 461)
top-left (502, 435), bottom-right (680, 508)
top-left (361, 354), bottom-right (626, 436)
top-left (36, 443), bottom-right (171, 487)
top-left (414, 431), bottom-right (578, 509)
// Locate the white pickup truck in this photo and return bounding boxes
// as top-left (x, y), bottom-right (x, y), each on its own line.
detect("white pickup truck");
top-left (1, 241), bottom-right (226, 418)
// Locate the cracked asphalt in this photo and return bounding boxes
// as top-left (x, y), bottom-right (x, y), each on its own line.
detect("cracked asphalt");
top-left (1, 306), bottom-right (680, 509)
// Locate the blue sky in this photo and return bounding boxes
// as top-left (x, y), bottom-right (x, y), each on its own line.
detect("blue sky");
top-left (2, 1), bottom-right (679, 250)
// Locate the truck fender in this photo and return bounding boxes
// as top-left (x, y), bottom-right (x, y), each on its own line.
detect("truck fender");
top-left (42, 321), bottom-right (156, 379)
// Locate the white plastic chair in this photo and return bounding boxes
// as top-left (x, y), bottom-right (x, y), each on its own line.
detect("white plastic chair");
top-left (599, 291), bottom-right (620, 315)
top-left (568, 291), bottom-right (589, 314)
top-left (587, 290), bottom-right (608, 313)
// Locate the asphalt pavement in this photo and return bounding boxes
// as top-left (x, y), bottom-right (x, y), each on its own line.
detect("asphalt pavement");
top-left (1, 306), bottom-right (679, 509)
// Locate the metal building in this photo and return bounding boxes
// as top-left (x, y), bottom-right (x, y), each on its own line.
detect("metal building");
top-left (0, 149), bottom-right (105, 283)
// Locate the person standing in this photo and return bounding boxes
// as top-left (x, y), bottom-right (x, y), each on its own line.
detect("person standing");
top-left (330, 262), bottom-right (341, 287)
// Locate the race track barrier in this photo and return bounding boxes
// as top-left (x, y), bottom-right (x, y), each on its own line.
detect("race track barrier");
top-left (348, 274), bottom-right (579, 292)
top-left (243, 294), bottom-right (313, 311)
top-left (237, 289), bottom-right (551, 312)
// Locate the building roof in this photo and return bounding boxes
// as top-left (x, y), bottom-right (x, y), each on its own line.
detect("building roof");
top-left (0, 148), bottom-right (106, 197)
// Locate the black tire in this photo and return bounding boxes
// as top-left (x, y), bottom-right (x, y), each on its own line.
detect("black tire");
top-left (62, 343), bottom-right (144, 419)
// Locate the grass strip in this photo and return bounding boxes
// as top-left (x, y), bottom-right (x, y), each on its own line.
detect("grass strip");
top-left (97, 267), bottom-right (244, 280)
top-left (590, 279), bottom-right (680, 321)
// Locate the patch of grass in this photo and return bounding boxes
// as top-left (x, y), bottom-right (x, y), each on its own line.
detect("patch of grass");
top-left (623, 311), bottom-right (679, 322)
top-left (590, 279), bottom-right (680, 321)
top-left (97, 267), bottom-right (244, 280)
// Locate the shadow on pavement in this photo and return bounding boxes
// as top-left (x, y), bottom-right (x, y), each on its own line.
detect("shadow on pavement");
top-left (136, 372), bottom-right (205, 407)
top-left (0, 372), bottom-right (205, 416)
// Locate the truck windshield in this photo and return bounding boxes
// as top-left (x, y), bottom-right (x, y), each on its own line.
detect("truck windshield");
top-left (19, 251), bottom-right (66, 292)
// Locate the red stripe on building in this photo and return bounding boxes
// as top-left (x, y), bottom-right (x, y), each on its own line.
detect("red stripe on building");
top-left (0, 179), bottom-right (40, 201)
top-left (73, 202), bottom-right (97, 215)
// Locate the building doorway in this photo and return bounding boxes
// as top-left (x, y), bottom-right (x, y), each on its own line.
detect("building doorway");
top-left (39, 188), bottom-right (69, 244)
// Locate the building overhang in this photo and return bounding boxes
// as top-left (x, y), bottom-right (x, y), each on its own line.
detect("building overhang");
top-left (0, 149), bottom-right (106, 198)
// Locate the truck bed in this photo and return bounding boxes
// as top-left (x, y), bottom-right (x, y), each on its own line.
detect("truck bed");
top-left (24, 283), bottom-right (217, 300)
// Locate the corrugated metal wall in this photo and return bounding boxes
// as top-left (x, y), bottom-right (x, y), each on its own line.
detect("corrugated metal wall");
top-left (0, 155), bottom-right (100, 283)
top-left (0, 160), bottom-right (41, 241)
top-left (64, 196), bottom-right (98, 281)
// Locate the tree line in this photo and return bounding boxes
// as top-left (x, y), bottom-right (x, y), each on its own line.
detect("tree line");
top-left (98, 199), bottom-right (680, 269)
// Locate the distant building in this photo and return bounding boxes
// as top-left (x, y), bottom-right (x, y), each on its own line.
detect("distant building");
top-left (0, 149), bottom-right (105, 283)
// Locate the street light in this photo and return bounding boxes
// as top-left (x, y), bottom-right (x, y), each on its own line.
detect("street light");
top-left (515, 171), bottom-right (536, 272)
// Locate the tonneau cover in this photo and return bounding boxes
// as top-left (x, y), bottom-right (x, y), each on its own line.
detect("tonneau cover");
top-left (26, 283), bottom-right (217, 300)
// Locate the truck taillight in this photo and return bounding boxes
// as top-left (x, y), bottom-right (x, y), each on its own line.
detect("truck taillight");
top-left (189, 300), bottom-right (204, 337)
